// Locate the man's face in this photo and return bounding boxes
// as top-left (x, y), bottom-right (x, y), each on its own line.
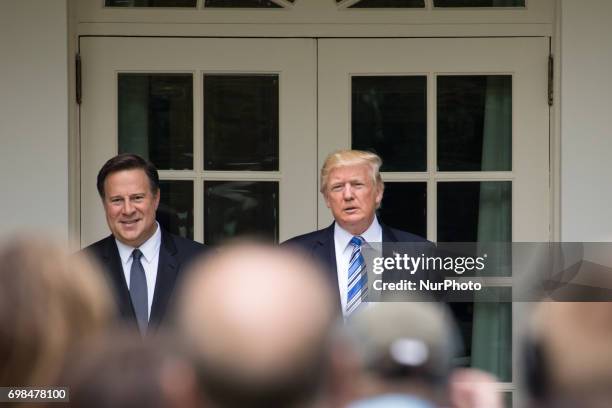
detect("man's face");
top-left (324, 164), bottom-right (383, 235)
top-left (102, 169), bottom-right (160, 248)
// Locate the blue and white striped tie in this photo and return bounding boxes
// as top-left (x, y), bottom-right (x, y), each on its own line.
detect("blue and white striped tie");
top-left (347, 236), bottom-right (367, 316)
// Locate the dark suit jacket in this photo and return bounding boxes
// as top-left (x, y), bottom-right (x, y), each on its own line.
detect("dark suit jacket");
top-left (283, 222), bottom-right (432, 310)
top-left (84, 229), bottom-right (208, 331)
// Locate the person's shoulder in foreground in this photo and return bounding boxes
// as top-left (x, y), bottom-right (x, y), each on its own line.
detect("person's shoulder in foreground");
top-left (348, 394), bottom-right (436, 408)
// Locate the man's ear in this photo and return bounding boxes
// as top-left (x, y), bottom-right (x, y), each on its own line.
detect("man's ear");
top-left (375, 184), bottom-right (384, 208)
top-left (323, 190), bottom-right (332, 209)
top-left (154, 189), bottom-right (161, 210)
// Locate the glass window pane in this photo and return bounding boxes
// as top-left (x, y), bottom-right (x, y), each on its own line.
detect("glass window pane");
top-left (450, 302), bottom-right (474, 367)
top-left (437, 75), bottom-right (512, 171)
top-left (435, 0), bottom-right (524, 6)
top-left (378, 182), bottom-right (426, 239)
top-left (352, 76), bottom-right (427, 172)
top-left (118, 74), bottom-right (193, 170)
top-left (204, 181), bottom-right (279, 245)
top-left (106, 0), bottom-right (196, 6)
top-left (204, 0), bottom-right (282, 7)
top-left (437, 181), bottom-right (511, 242)
top-left (157, 180), bottom-right (194, 239)
top-left (348, 0), bottom-right (424, 7)
top-left (503, 392), bottom-right (512, 408)
top-left (204, 75), bottom-right (279, 171)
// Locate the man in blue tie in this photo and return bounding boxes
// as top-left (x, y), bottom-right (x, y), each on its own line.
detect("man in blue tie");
top-left (284, 150), bottom-right (428, 317)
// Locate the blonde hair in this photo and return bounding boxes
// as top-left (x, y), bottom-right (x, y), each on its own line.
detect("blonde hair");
top-left (319, 149), bottom-right (384, 194)
top-left (0, 236), bottom-right (115, 387)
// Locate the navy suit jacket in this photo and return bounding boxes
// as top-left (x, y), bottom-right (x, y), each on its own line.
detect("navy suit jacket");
top-left (84, 229), bottom-right (208, 331)
top-left (283, 222), bottom-right (431, 310)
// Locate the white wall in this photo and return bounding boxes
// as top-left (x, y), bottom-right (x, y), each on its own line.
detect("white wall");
top-left (561, 0), bottom-right (612, 241)
top-left (0, 0), bottom-right (69, 239)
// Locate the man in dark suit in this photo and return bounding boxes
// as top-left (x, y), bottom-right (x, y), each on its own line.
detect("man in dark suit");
top-left (84, 154), bottom-right (207, 334)
top-left (284, 150), bottom-right (430, 317)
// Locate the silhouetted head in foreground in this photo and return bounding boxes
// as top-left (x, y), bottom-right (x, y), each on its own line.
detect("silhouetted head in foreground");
top-left (344, 301), bottom-right (458, 407)
top-left (176, 242), bottom-right (337, 408)
top-left (0, 235), bottom-right (115, 388)
top-left (62, 330), bottom-right (201, 408)
top-left (525, 301), bottom-right (612, 408)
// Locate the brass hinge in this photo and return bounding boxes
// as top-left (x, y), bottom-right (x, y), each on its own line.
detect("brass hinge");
top-left (76, 53), bottom-right (82, 105)
top-left (548, 54), bottom-right (554, 106)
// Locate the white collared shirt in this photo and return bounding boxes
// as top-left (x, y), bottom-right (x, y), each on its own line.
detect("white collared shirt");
top-left (334, 217), bottom-right (382, 317)
top-left (115, 222), bottom-right (161, 320)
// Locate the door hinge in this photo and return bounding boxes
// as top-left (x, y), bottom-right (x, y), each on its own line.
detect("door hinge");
top-left (76, 53), bottom-right (82, 105)
top-left (548, 54), bottom-right (554, 106)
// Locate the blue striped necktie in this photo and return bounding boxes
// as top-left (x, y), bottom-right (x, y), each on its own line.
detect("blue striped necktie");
top-left (347, 236), bottom-right (367, 316)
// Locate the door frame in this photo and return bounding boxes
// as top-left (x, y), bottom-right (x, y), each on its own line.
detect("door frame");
top-left (78, 36), bottom-right (319, 246)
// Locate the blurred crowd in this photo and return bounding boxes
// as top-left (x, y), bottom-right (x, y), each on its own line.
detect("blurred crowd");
top-left (0, 235), bottom-right (609, 408)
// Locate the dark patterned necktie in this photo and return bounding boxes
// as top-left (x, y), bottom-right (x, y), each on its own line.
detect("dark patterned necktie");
top-left (130, 249), bottom-right (148, 334)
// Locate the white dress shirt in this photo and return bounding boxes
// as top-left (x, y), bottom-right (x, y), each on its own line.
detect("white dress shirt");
top-left (115, 222), bottom-right (161, 320)
top-left (334, 217), bottom-right (382, 317)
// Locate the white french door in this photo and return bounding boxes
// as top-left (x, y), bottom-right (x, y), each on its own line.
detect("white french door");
top-left (80, 37), bottom-right (317, 246)
top-left (79, 36), bottom-right (550, 405)
top-left (317, 37), bottom-right (550, 402)
top-left (317, 37), bottom-right (550, 242)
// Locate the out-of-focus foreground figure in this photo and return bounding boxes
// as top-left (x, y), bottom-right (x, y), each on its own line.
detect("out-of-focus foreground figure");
top-left (344, 302), bottom-right (457, 408)
top-left (344, 302), bottom-right (503, 408)
top-left (175, 243), bottom-right (338, 408)
top-left (61, 330), bottom-right (201, 408)
top-left (0, 235), bottom-right (115, 388)
top-left (525, 302), bottom-right (612, 408)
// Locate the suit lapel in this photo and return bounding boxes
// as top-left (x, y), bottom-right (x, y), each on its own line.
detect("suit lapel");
top-left (101, 236), bottom-right (137, 321)
top-left (149, 230), bottom-right (178, 329)
top-left (381, 223), bottom-right (399, 243)
top-left (381, 223), bottom-right (404, 285)
top-left (311, 223), bottom-right (341, 311)
top-left (313, 224), bottom-right (337, 271)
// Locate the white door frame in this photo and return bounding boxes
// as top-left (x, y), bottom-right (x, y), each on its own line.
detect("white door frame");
top-left (79, 36), bottom-right (318, 246)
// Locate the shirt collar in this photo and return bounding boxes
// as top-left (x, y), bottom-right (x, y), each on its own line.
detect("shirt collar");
top-left (334, 216), bottom-right (382, 250)
top-left (115, 222), bottom-right (161, 265)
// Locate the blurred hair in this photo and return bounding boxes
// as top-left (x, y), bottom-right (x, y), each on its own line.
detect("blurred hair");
top-left (96, 153), bottom-right (159, 198)
top-left (344, 301), bottom-right (459, 402)
top-left (320, 150), bottom-right (384, 195)
top-left (0, 236), bottom-right (115, 386)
